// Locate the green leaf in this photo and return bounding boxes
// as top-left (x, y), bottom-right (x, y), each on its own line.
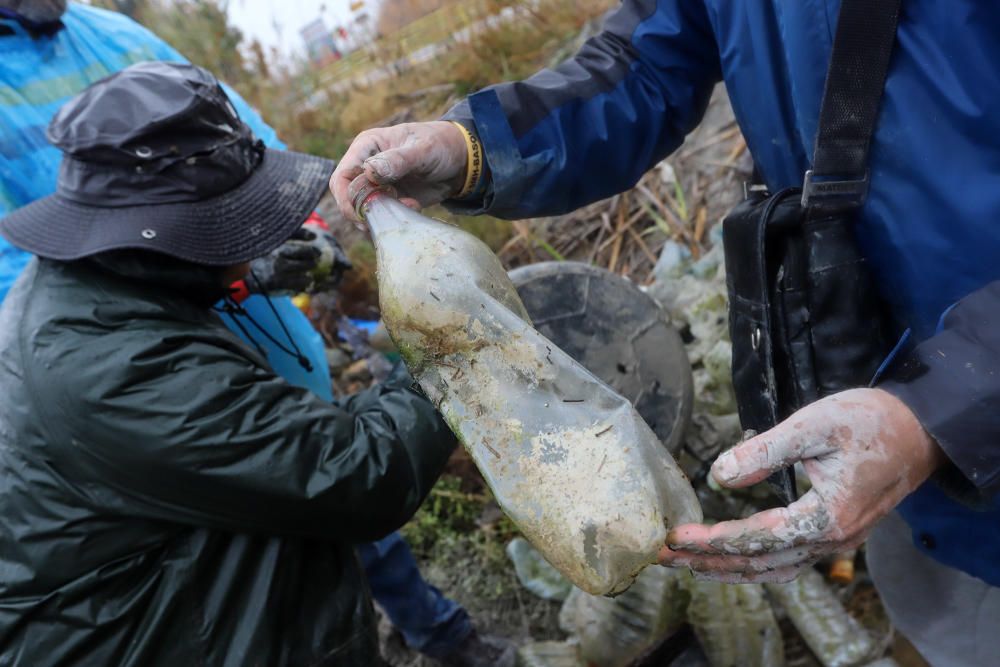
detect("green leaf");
top-left (673, 180), bottom-right (689, 221)
top-left (534, 238), bottom-right (566, 261)
top-left (641, 201), bottom-right (673, 237)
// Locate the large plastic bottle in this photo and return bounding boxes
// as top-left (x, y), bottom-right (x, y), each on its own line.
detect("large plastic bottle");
top-left (354, 182), bottom-right (702, 595)
top-left (686, 578), bottom-right (785, 667)
top-left (559, 566), bottom-right (689, 666)
top-left (765, 568), bottom-right (878, 667)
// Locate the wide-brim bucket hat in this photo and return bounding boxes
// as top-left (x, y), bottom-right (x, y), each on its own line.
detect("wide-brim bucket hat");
top-left (0, 61), bottom-right (334, 266)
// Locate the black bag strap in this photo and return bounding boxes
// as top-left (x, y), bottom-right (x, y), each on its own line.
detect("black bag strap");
top-left (801, 0), bottom-right (902, 209)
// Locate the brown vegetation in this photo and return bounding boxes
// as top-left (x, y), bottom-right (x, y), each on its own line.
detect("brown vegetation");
top-left (376, 0), bottom-right (456, 36)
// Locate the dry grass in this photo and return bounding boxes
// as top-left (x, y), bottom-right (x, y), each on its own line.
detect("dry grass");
top-left (496, 92), bottom-right (750, 281)
top-left (377, 0), bottom-right (459, 36)
top-left (301, 0), bottom-right (615, 151)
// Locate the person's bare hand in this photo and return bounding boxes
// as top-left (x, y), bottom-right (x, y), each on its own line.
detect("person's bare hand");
top-left (659, 388), bottom-right (944, 583)
top-left (330, 121), bottom-right (468, 223)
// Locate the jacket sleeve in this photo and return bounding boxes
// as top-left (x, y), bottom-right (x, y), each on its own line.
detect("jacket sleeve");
top-left (880, 281), bottom-right (1000, 499)
top-left (45, 338), bottom-right (456, 544)
top-left (442, 0), bottom-right (721, 219)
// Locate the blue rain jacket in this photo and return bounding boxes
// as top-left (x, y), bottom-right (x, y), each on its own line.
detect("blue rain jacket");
top-left (446, 0), bottom-right (1000, 584)
top-left (0, 2), bottom-right (330, 391)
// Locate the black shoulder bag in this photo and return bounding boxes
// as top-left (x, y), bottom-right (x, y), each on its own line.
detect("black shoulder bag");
top-left (722, 0), bottom-right (901, 502)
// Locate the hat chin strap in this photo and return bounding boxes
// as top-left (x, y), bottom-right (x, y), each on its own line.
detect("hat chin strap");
top-left (216, 279), bottom-right (315, 374)
top-left (0, 0), bottom-right (66, 23)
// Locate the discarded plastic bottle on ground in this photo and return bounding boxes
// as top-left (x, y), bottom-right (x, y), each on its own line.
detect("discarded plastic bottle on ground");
top-left (516, 641), bottom-right (585, 667)
top-left (353, 181), bottom-right (702, 596)
top-left (559, 566), bottom-right (689, 667)
top-left (765, 568), bottom-right (878, 667)
top-left (507, 537), bottom-right (573, 601)
top-left (686, 577), bottom-right (785, 667)
top-left (861, 659), bottom-right (899, 667)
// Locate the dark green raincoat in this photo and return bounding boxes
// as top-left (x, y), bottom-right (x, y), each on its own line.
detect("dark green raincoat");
top-left (0, 254), bottom-right (455, 666)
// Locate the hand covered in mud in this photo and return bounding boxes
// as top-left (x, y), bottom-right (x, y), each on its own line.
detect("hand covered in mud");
top-left (659, 388), bottom-right (944, 583)
top-left (331, 121), bottom-right (468, 223)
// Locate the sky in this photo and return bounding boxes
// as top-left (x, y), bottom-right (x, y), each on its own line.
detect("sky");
top-left (227, 0), bottom-right (365, 59)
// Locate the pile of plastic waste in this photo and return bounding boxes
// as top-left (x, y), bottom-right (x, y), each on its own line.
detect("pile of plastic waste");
top-left (512, 539), bottom-right (890, 667)
top-left (508, 540), bottom-right (893, 667)
top-left (507, 232), bottom-right (899, 667)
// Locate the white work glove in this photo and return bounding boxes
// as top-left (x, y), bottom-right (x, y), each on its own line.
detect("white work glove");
top-left (659, 388), bottom-right (945, 583)
top-left (330, 121), bottom-right (468, 223)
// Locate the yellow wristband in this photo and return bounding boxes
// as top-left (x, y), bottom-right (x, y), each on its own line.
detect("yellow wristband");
top-left (451, 121), bottom-right (484, 199)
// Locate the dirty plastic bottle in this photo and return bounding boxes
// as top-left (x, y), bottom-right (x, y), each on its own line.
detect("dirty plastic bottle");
top-left (516, 641), bottom-right (585, 667)
top-left (559, 566), bottom-right (689, 667)
top-left (765, 568), bottom-right (878, 667)
top-left (686, 578), bottom-right (785, 667)
top-left (354, 181), bottom-right (702, 595)
top-left (506, 537), bottom-right (573, 601)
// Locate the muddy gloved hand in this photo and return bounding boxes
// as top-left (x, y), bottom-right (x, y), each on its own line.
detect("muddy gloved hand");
top-left (247, 225), bottom-right (351, 295)
top-left (330, 121), bottom-right (469, 223)
top-left (659, 388), bottom-right (945, 583)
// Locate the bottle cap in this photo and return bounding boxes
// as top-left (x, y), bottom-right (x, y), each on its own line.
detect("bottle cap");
top-left (828, 552), bottom-right (856, 584)
top-left (349, 175), bottom-right (397, 221)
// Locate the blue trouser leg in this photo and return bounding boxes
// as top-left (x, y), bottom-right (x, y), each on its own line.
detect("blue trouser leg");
top-left (358, 532), bottom-right (473, 657)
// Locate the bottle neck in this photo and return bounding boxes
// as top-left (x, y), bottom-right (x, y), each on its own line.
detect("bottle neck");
top-left (350, 177), bottom-right (397, 222)
top-left (358, 191), bottom-right (414, 237)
